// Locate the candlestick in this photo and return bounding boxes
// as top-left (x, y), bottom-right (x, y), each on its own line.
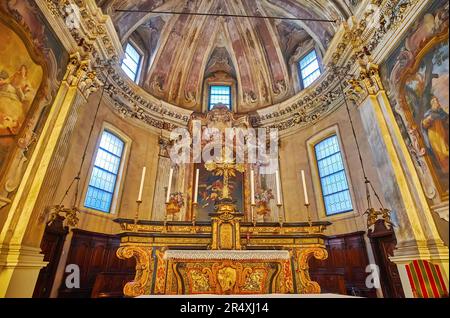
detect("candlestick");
top-left (250, 169), bottom-right (255, 205)
top-left (162, 211), bottom-right (168, 233)
top-left (192, 202), bottom-right (198, 233)
top-left (251, 204), bottom-right (256, 227)
top-left (138, 167), bottom-right (146, 202)
top-left (193, 168), bottom-right (199, 204)
top-left (301, 170), bottom-right (309, 205)
top-left (305, 203), bottom-right (312, 227)
top-left (277, 204), bottom-right (283, 231)
top-left (166, 167), bottom-right (174, 203)
top-left (275, 170), bottom-right (282, 205)
top-left (134, 200), bottom-right (142, 232)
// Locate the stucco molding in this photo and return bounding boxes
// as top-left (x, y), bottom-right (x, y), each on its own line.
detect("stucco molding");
top-left (432, 202), bottom-right (450, 223)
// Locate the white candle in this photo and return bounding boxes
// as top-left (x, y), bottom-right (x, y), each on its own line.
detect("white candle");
top-left (137, 167), bottom-right (146, 202)
top-left (250, 169), bottom-right (255, 205)
top-left (275, 170), bottom-right (282, 205)
top-left (193, 169), bottom-right (199, 204)
top-left (166, 168), bottom-right (174, 203)
top-left (301, 170), bottom-right (309, 205)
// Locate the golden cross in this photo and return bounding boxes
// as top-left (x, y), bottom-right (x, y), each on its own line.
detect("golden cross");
top-left (204, 156), bottom-right (245, 200)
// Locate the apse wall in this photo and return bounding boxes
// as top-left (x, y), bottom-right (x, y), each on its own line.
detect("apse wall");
top-left (49, 93), bottom-right (384, 238)
top-left (47, 93), bottom-right (160, 235)
top-left (279, 101), bottom-right (384, 236)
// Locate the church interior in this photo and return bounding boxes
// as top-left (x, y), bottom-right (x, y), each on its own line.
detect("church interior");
top-left (0, 0), bottom-right (448, 299)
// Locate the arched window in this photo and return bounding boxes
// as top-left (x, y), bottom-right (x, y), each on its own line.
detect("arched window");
top-left (84, 130), bottom-right (125, 213)
top-left (121, 42), bottom-right (142, 83)
top-left (298, 49), bottom-right (321, 89)
top-left (314, 135), bottom-right (353, 215)
top-left (209, 85), bottom-right (232, 110)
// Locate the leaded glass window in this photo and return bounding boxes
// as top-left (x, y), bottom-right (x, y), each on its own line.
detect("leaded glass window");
top-left (298, 49), bottom-right (321, 89)
top-left (121, 42), bottom-right (142, 82)
top-left (209, 85), bottom-right (231, 110)
top-left (314, 135), bottom-right (353, 215)
top-left (84, 130), bottom-right (125, 213)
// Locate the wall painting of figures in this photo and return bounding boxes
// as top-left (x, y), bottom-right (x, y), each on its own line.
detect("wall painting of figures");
top-left (381, 0), bottom-right (449, 199)
top-left (0, 19), bottom-right (43, 170)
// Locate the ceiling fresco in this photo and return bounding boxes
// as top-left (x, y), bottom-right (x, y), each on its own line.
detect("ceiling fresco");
top-left (96, 0), bottom-right (351, 113)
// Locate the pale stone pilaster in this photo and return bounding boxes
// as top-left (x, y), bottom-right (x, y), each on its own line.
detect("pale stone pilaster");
top-left (357, 88), bottom-right (448, 298)
top-left (0, 53), bottom-right (99, 297)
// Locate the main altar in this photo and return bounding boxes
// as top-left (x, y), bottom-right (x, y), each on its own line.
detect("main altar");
top-left (114, 105), bottom-right (330, 297)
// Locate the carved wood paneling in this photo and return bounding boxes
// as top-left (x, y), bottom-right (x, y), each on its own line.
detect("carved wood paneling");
top-left (32, 216), bottom-right (69, 298)
top-left (310, 231), bottom-right (378, 297)
top-left (58, 229), bottom-right (135, 298)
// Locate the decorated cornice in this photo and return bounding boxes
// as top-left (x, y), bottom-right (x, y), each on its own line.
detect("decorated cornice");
top-left (104, 66), bottom-right (192, 130)
top-left (65, 52), bottom-right (103, 99)
top-left (252, 64), bottom-right (352, 135)
top-left (37, 0), bottom-right (427, 135)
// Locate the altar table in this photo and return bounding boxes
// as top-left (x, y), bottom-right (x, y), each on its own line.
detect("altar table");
top-left (115, 220), bottom-right (331, 297)
top-left (162, 250), bottom-right (292, 295)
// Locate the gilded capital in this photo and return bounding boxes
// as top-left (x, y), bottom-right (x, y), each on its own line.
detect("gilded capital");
top-left (65, 52), bottom-right (101, 99)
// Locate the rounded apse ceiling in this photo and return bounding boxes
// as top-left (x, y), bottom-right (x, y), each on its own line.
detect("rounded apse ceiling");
top-left (97, 0), bottom-right (354, 113)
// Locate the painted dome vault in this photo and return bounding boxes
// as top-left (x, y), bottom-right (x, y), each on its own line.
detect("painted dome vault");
top-left (97, 0), bottom-right (352, 113)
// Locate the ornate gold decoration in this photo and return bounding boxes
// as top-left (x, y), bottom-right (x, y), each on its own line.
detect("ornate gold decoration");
top-left (209, 197), bottom-right (245, 250)
top-left (154, 249), bottom-right (167, 294)
top-left (166, 200), bottom-right (181, 215)
top-left (255, 201), bottom-right (271, 216)
top-left (365, 207), bottom-right (393, 231)
top-left (167, 259), bottom-right (277, 295)
top-left (116, 246), bottom-right (153, 297)
top-left (65, 52), bottom-right (101, 99)
top-left (217, 266), bottom-right (238, 292)
top-left (295, 247), bottom-right (328, 294)
top-left (116, 220), bottom-right (329, 296)
top-left (46, 205), bottom-right (79, 228)
top-left (242, 268), bottom-right (266, 292)
top-left (189, 269), bottom-right (212, 293)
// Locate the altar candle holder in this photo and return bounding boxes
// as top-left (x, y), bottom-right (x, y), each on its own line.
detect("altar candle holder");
top-left (162, 204), bottom-right (168, 233)
top-left (191, 203), bottom-right (198, 233)
top-left (277, 204), bottom-right (284, 232)
top-left (134, 200), bottom-right (142, 232)
top-left (305, 203), bottom-right (312, 227)
top-left (251, 204), bottom-right (257, 228)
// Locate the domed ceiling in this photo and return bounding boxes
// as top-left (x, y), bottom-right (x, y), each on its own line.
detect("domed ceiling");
top-left (97, 0), bottom-right (354, 113)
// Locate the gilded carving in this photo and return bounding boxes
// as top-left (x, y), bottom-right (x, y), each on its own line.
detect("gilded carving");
top-left (116, 246), bottom-right (153, 297)
top-left (217, 266), bottom-right (237, 292)
top-left (190, 269), bottom-right (211, 292)
top-left (154, 249), bottom-right (167, 294)
top-left (241, 268), bottom-right (266, 292)
top-left (65, 52), bottom-right (100, 99)
top-left (294, 247), bottom-right (328, 294)
top-left (167, 259), bottom-right (277, 295)
top-left (117, 220), bottom-right (329, 296)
